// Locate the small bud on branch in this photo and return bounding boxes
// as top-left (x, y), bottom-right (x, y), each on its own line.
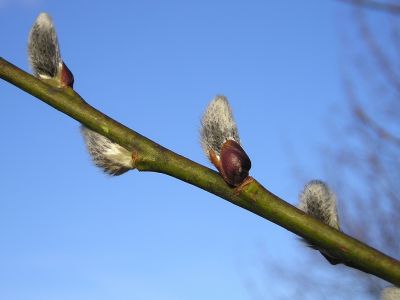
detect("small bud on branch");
top-left (200, 96), bottom-right (251, 187)
top-left (28, 13), bottom-right (74, 87)
top-left (81, 126), bottom-right (135, 175)
top-left (299, 180), bottom-right (341, 264)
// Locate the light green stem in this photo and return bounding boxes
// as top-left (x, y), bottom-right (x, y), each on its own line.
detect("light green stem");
top-left (1, 57), bottom-right (399, 285)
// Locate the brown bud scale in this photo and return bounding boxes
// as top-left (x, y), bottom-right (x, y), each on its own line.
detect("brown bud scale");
top-left (61, 61), bottom-right (74, 88)
top-left (219, 140), bottom-right (251, 187)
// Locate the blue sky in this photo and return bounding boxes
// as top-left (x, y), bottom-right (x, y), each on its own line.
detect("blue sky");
top-left (0, 1), bottom-right (364, 299)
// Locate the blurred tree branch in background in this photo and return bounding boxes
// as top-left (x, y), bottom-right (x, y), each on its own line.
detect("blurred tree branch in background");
top-left (253, 3), bottom-right (400, 299)
top-left (338, 0), bottom-right (400, 14)
top-left (336, 6), bottom-right (400, 296)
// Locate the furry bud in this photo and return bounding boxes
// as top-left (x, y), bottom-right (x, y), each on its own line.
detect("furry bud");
top-left (381, 286), bottom-right (400, 300)
top-left (299, 180), bottom-right (339, 229)
top-left (200, 95), bottom-right (251, 187)
top-left (28, 12), bottom-right (74, 87)
top-left (81, 126), bottom-right (135, 176)
top-left (299, 180), bottom-right (340, 264)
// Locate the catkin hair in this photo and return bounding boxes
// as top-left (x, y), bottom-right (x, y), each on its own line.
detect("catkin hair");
top-left (28, 13), bottom-right (62, 78)
top-left (81, 126), bottom-right (134, 176)
top-left (381, 286), bottom-right (400, 300)
top-left (298, 180), bottom-right (340, 264)
top-left (299, 180), bottom-right (339, 229)
top-left (200, 95), bottom-right (240, 159)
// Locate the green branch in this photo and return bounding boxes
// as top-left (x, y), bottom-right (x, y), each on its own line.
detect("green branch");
top-left (1, 57), bottom-right (400, 285)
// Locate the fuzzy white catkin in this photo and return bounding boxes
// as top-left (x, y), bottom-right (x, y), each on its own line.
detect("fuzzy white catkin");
top-left (28, 13), bottom-right (62, 78)
top-left (200, 95), bottom-right (240, 160)
top-left (299, 180), bottom-right (339, 230)
top-left (81, 126), bottom-right (134, 176)
top-left (381, 286), bottom-right (400, 300)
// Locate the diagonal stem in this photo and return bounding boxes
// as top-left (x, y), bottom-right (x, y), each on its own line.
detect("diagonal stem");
top-left (1, 57), bottom-right (399, 285)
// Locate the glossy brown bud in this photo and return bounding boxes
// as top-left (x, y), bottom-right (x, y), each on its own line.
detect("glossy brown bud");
top-left (61, 61), bottom-right (74, 88)
top-left (219, 140), bottom-right (251, 187)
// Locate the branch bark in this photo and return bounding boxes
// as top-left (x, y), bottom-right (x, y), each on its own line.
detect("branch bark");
top-left (1, 57), bottom-right (400, 286)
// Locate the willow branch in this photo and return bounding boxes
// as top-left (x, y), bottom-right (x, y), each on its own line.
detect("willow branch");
top-left (1, 57), bottom-right (399, 286)
top-left (337, 0), bottom-right (400, 15)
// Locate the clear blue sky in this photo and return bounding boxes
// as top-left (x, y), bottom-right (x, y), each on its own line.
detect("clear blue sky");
top-left (0, 1), bottom-right (361, 299)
